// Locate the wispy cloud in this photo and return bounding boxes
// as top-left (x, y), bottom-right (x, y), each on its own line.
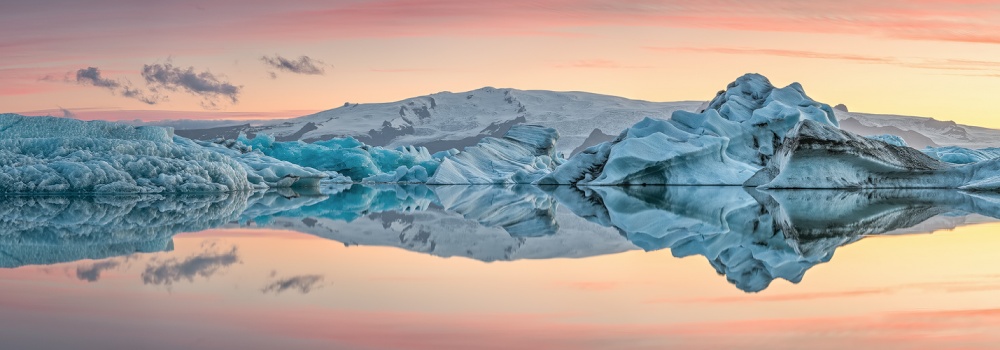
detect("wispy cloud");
top-left (72, 67), bottom-right (160, 105)
top-left (261, 274), bottom-right (326, 294)
top-left (57, 107), bottom-right (75, 118)
top-left (141, 63), bottom-right (241, 109)
top-left (75, 66), bottom-right (120, 89)
top-left (6, 0), bottom-right (1000, 68)
top-left (653, 47), bottom-right (895, 63)
top-left (650, 46), bottom-right (1000, 76)
top-left (554, 281), bottom-right (621, 291)
top-left (369, 68), bottom-right (434, 73)
top-left (261, 54), bottom-right (327, 76)
top-left (552, 59), bottom-right (652, 69)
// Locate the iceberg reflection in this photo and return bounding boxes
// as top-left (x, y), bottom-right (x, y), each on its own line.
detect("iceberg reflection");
top-left (0, 192), bottom-right (250, 268)
top-left (2, 185), bottom-right (1000, 292)
top-left (579, 186), bottom-right (1000, 292)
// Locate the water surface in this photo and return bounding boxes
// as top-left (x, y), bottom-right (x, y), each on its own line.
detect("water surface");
top-left (2, 185), bottom-right (1000, 349)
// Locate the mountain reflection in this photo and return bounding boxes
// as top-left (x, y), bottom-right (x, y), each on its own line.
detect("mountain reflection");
top-left (3, 185), bottom-right (1000, 292)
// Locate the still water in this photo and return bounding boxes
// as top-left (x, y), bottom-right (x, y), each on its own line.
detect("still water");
top-left (1, 185), bottom-right (1000, 349)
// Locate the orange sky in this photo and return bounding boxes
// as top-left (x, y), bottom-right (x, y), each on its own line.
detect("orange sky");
top-left (4, 1), bottom-right (1000, 127)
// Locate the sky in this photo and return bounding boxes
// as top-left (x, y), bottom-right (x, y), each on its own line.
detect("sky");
top-left (4, 0), bottom-right (1000, 127)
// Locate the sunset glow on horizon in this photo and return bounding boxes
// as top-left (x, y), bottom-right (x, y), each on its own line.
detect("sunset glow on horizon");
top-left (4, 1), bottom-right (1000, 127)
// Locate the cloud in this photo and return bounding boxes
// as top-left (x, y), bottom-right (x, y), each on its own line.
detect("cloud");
top-left (552, 59), bottom-right (652, 69)
top-left (75, 260), bottom-right (121, 282)
top-left (66, 62), bottom-right (240, 108)
top-left (5, 0), bottom-right (1000, 70)
top-left (261, 274), bottom-right (325, 294)
top-left (58, 106), bottom-right (75, 118)
top-left (650, 47), bottom-right (1000, 76)
top-left (72, 66), bottom-right (161, 105)
top-left (261, 54), bottom-right (326, 75)
top-left (141, 63), bottom-right (241, 108)
top-left (653, 47), bottom-right (895, 63)
top-left (141, 245), bottom-right (239, 286)
top-left (75, 67), bottom-right (120, 89)
top-left (120, 85), bottom-right (160, 105)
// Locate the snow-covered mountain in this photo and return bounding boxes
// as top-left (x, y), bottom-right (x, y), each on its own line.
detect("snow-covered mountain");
top-left (837, 110), bottom-right (1000, 149)
top-left (171, 87), bottom-right (1000, 156)
top-left (171, 89), bottom-right (695, 155)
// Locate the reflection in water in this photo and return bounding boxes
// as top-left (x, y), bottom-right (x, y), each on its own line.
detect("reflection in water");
top-left (0, 192), bottom-right (249, 268)
top-left (140, 242), bottom-right (240, 286)
top-left (261, 274), bottom-right (326, 294)
top-left (581, 186), bottom-right (1000, 291)
top-left (239, 185), bottom-right (634, 262)
top-left (3, 185), bottom-right (1000, 292)
top-left (75, 260), bottom-right (122, 282)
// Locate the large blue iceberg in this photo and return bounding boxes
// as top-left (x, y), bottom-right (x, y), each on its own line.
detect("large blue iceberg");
top-left (234, 133), bottom-right (439, 183)
top-left (539, 73), bottom-right (839, 185)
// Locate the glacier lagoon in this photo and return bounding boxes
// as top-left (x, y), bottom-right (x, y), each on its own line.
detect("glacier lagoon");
top-left (3, 185), bottom-right (1000, 349)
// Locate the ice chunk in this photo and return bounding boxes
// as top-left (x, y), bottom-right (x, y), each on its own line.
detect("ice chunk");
top-left (922, 146), bottom-right (1000, 164)
top-left (544, 73), bottom-right (839, 185)
top-left (235, 133), bottom-right (439, 182)
top-left (0, 113), bottom-right (173, 142)
top-left (428, 125), bottom-right (561, 184)
top-left (744, 120), bottom-right (1000, 189)
top-left (362, 165), bottom-right (430, 183)
top-left (865, 134), bottom-right (907, 147)
top-left (0, 114), bottom-right (325, 193)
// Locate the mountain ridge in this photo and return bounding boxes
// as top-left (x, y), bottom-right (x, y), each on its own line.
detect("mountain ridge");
top-left (154, 85), bottom-right (1000, 154)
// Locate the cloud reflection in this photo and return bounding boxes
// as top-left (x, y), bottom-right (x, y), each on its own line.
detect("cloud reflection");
top-left (75, 260), bottom-right (122, 282)
top-left (261, 274), bottom-right (326, 294)
top-left (141, 243), bottom-right (239, 286)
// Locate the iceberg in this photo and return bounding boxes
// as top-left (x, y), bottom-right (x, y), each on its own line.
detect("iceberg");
top-left (540, 73), bottom-right (1000, 189)
top-left (0, 114), bottom-right (325, 193)
top-left (428, 125), bottom-right (562, 184)
top-left (866, 134), bottom-right (908, 147)
top-left (233, 133), bottom-right (438, 183)
top-left (539, 73), bottom-right (839, 185)
top-left (922, 145), bottom-right (1000, 165)
top-left (745, 120), bottom-right (1000, 190)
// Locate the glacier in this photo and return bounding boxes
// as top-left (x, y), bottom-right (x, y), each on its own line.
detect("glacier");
top-left (0, 114), bottom-right (326, 193)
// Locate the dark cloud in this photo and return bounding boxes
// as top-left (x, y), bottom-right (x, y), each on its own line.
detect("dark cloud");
top-left (75, 67), bottom-right (120, 89)
top-left (121, 85), bottom-right (160, 105)
top-left (261, 55), bottom-right (326, 76)
top-left (75, 260), bottom-right (121, 282)
top-left (141, 246), bottom-right (239, 286)
top-left (58, 107), bottom-right (75, 118)
top-left (141, 63), bottom-right (241, 108)
top-left (72, 66), bottom-right (161, 105)
top-left (261, 274), bottom-right (325, 294)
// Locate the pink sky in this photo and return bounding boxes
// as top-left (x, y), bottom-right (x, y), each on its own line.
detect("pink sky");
top-left (4, 1), bottom-right (1000, 126)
